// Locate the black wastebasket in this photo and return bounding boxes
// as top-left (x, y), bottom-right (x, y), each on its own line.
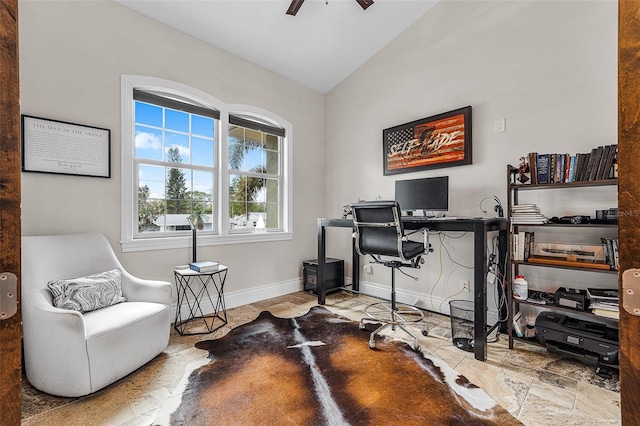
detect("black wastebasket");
top-left (449, 300), bottom-right (475, 352)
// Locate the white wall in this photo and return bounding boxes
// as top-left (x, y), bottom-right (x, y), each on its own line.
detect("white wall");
top-left (18, 1), bottom-right (326, 306)
top-left (18, 1), bottom-right (619, 317)
top-left (325, 1), bottom-right (618, 315)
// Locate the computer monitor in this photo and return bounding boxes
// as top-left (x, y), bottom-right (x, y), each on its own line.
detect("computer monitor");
top-left (395, 176), bottom-right (449, 214)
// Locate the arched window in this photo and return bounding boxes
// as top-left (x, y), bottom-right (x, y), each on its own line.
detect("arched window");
top-left (121, 76), bottom-right (292, 252)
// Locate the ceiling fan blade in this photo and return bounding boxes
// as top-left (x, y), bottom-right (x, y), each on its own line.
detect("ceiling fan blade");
top-left (355, 0), bottom-right (374, 11)
top-left (286, 0), bottom-right (305, 16)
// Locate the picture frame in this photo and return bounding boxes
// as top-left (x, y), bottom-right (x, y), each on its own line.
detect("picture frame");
top-left (21, 115), bottom-right (111, 178)
top-left (383, 106), bottom-right (472, 175)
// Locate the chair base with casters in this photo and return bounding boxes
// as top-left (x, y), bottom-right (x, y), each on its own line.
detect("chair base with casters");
top-left (358, 259), bottom-right (428, 352)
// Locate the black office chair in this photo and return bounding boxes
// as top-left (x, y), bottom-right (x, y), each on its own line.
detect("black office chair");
top-left (351, 200), bottom-right (430, 351)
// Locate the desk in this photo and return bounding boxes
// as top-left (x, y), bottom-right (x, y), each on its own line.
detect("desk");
top-left (316, 217), bottom-right (507, 362)
top-left (174, 266), bottom-right (228, 336)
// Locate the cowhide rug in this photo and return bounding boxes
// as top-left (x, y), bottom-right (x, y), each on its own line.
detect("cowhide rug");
top-left (154, 306), bottom-right (520, 425)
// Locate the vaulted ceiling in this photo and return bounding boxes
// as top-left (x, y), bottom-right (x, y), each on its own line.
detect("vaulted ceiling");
top-left (116, 0), bottom-right (438, 94)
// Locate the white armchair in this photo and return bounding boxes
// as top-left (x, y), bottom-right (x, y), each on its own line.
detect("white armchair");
top-left (22, 233), bottom-right (172, 397)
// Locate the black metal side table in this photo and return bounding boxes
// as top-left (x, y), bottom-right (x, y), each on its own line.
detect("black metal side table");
top-left (174, 265), bottom-right (228, 336)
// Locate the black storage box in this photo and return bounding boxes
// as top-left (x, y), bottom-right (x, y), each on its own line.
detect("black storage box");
top-left (554, 287), bottom-right (589, 311)
top-left (535, 311), bottom-right (619, 366)
top-left (302, 258), bottom-right (344, 295)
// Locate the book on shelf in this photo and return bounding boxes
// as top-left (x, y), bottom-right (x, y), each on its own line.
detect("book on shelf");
top-left (584, 148), bottom-right (597, 181)
top-left (588, 146), bottom-right (604, 181)
top-left (523, 232), bottom-right (532, 260)
top-left (591, 308), bottom-right (619, 319)
top-left (536, 154), bottom-right (550, 184)
top-left (557, 154), bottom-right (564, 183)
top-left (556, 153), bottom-right (568, 183)
top-left (189, 260), bottom-right (220, 272)
top-left (567, 155), bottom-right (576, 182)
top-left (528, 152), bottom-right (538, 184)
top-left (517, 231), bottom-right (525, 261)
top-left (596, 145), bottom-right (611, 180)
top-left (589, 300), bottom-right (619, 311)
top-left (575, 153), bottom-right (586, 181)
top-left (602, 145), bottom-right (617, 180)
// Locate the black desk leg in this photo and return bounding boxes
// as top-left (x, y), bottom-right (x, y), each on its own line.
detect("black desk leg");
top-left (317, 219), bottom-right (326, 305)
top-left (352, 237), bottom-right (359, 291)
top-left (473, 222), bottom-right (487, 362)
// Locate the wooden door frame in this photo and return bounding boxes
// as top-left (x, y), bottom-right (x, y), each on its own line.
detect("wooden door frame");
top-left (618, 1), bottom-right (640, 424)
top-left (0, 0), bottom-right (22, 425)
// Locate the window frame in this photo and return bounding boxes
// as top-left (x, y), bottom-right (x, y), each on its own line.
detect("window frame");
top-left (121, 75), bottom-right (293, 252)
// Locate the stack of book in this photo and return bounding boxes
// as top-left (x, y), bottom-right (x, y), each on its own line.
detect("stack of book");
top-left (513, 230), bottom-right (535, 261)
top-left (511, 204), bottom-right (548, 224)
top-left (189, 260), bottom-right (220, 273)
top-left (522, 145), bottom-right (617, 185)
top-left (587, 288), bottom-right (619, 319)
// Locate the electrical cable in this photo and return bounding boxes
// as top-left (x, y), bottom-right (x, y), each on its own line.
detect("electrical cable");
top-left (439, 234), bottom-right (473, 269)
top-left (488, 234), bottom-right (510, 323)
top-left (428, 230), bottom-right (474, 313)
top-left (438, 287), bottom-right (467, 312)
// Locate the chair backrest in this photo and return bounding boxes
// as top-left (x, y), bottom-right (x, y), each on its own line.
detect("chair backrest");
top-left (351, 200), bottom-right (406, 259)
top-left (22, 233), bottom-right (125, 307)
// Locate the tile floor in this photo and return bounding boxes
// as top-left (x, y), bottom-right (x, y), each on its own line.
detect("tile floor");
top-left (21, 291), bottom-right (621, 425)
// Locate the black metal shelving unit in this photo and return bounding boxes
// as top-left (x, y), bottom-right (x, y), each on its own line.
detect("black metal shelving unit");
top-left (506, 165), bottom-right (619, 350)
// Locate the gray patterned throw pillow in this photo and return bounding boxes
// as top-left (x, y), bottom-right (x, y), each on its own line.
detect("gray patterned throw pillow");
top-left (48, 269), bottom-right (126, 313)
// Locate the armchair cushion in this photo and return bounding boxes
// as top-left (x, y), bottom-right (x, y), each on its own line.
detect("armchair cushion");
top-left (48, 268), bottom-right (126, 313)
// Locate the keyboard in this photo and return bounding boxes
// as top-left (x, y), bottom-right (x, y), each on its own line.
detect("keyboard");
top-left (402, 216), bottom-right (458, 222)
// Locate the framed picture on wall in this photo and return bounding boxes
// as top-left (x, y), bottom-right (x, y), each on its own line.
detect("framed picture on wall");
top-left (383, 106), bottom-right (472, 175)
top-left (21, 115), bottom-right (111, 178)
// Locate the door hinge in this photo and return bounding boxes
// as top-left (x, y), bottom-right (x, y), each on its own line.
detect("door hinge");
top-left (0, 272), bottom-right (17, 320)
top-left (622, 269), bottom-right (640, 316)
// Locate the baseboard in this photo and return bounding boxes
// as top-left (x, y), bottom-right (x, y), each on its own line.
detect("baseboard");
top-left (359, 281), bottom-right (501, 321)
top-left (172, 277), bottom-right (499, 326)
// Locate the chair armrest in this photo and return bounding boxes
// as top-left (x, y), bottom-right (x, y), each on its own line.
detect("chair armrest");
top-left (23, 288), bottom-right (87, 336)
top-left (22, 290), bottom-right (93, 395)
top-left (120, 270), bottom-right (172, 307)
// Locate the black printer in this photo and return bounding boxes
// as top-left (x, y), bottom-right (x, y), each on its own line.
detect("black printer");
top-left (535, 311), bottom-right (619, 369)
